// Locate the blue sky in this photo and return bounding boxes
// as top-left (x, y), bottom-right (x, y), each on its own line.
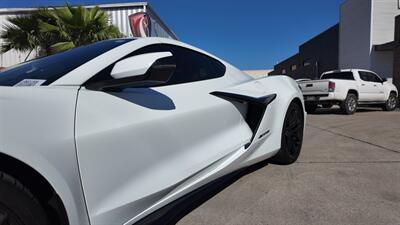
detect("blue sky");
top-left (0, 0), bottom-right (343, 70)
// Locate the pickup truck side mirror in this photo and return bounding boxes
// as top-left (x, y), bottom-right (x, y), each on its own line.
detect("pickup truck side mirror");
top-left (87, 52), bottom-right (176, 91)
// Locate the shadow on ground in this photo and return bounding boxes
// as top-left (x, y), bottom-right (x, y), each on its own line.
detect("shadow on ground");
top-left (309, 107), bottom-right (383, 115)
top-left (135, 160), bottom-right (270, 225)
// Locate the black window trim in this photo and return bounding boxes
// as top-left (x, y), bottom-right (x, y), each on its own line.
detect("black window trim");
top-left (320, 71), bottom-right (355, 80)
top-left (359, 71), bottom-right (383, 83)
top-left (369, 72), bottom-right (383, 83)
top-left (85, 43), bottom-right (226, 89)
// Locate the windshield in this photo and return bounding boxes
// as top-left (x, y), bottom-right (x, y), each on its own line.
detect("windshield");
top-left (0, 39), bottom-right (133, 87)
top-left (321, 72), bottom-right (354, 80)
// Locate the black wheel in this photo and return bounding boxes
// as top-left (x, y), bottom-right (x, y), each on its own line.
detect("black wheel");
top-left (322, 103), bottom-right (333, 108)
top-left (382, 93), bottom-right (397, 111)
top-left (0, 172), bottom-right (49, 225)
top-left (305, 103), bottom-right (317, 114)
top-left (340, 93), bottom-right (357, 115)
top-left (269, 101), bottom-right (304, 165)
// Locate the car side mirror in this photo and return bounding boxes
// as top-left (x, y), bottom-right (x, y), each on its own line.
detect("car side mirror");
top-left (87, 52), bottom-right (176, 91)
top-left (382, 77), bottom-right (387, 83)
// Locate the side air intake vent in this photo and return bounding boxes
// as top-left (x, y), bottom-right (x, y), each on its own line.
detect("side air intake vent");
top-left (210, 92), bottom-right (276, 148)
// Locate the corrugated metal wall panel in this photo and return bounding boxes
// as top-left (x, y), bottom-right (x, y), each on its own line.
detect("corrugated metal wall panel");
top-left (103, 6), bottom-right (145, 37)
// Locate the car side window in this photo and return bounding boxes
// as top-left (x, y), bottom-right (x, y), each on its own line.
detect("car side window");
top-left (359, 71), bottom-right (383, 83)
top-left (368, 72), bottom-right (382, 83)
top-left (85, 44), bottom-right (226, 87)
top-left (136, 44), bottom-right (226, 85)
top-left (359, 72), bottom-right (370, 82)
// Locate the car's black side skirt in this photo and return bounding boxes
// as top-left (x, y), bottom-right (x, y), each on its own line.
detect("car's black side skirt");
top-left (133, 160), bottom-right (269, 225)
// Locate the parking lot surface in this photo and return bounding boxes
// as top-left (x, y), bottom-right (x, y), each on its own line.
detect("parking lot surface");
top-left (179, 108), bottom-right (400, 225)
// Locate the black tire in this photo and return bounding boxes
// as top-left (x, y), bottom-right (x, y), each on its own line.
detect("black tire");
top-left (305, 103), bottom-right (317, 114)
top-left (340, 93), bottom-right (358, 115)
top-left (0, 172), bottom-right (49, 225)
top-left (382, 93), bottom-right (397, 111)
top-left (269, 101), bottom-right (304, 165)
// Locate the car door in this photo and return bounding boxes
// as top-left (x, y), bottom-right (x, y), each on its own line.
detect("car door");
top-left (368, 72), bottom-right (385, 101)
top-left (75, 44), bottom-right (253, 225)
top-left (358, 71), bottom-right (376, 101)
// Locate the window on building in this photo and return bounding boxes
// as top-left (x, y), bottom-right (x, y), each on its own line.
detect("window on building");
top-left (291, 64), bottom-right (297, 71)
top-left (282, 69), bottom-right (286, 74)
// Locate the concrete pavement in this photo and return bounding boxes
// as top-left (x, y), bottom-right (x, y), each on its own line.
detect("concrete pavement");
top-left (179, 108), bottom-right (400, 225)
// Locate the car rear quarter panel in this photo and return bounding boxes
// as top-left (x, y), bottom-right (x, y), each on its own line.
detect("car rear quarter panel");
top-left (237, 76), bottom-right (305, 167)
top-left (0, 86), bottom-right (89, 225)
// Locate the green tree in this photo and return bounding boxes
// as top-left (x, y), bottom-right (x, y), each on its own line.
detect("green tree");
top-left (39, 5), bottom-right (122, 52)
top-left (0, 5), bottom-right (122, 59)
top-left (0, 9), bottom-right (55, 60)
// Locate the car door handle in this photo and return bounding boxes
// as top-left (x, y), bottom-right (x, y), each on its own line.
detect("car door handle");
top-left (374, 85), bottom-right (377, 87)
top-left (361, 84), bottom-right (366, 86)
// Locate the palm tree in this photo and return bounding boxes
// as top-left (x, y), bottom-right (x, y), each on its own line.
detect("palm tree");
top-left (0, 5), bottom-right (122, 59)
top-left (0, 9), bottom-right (55, 60)
top-left (39, 5), bottom-right (122, 52)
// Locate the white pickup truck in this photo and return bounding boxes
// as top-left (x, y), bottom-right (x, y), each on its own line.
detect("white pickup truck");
top-left (298, 69), bottom-right (398, 114)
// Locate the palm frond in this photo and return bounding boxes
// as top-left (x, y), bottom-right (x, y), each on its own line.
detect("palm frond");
top-left (1, 5), bottom-right (122, 55)
top-left (51, 41), bottom-right (75, 52)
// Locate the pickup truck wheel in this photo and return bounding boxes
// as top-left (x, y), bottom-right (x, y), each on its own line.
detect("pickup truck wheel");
top-left (269, 101), bottom-right (304, 165)
top-left (0, 172), bottom-right (49, 225)
top-left (305, 103), bottom-right (317, 114)
top-left (382, 93), bottom-right (397, 111)
top-left (340, 93), bottom-right (357, 115)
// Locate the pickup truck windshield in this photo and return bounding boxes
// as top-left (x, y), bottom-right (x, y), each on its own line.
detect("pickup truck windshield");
top-left (0, 39), bottom-right (133, 87)
top-left (321, 72), bottom-right (354, 80)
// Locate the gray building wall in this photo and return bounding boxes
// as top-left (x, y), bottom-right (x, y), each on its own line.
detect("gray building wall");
top-left (339, 0), bottom-right (400, 78)
top-left (370, 0), bottom-right (400, 77)
top-left (339, 0), bottom-right (372, 71)
top-left (393, 15), bottom-right (400, 92)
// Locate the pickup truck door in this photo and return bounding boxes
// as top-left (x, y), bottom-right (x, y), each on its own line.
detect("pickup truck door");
top-left (369, 73), bottom-right (386, 101)
top-left (357, 71), bottom-right (377, 101)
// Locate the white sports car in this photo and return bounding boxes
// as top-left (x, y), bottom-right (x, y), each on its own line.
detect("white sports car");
top-left (0, 38), bottom-right (305, 225)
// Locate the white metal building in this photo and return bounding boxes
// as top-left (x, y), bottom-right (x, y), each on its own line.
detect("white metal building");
top-left (0, 2), bottom-right (177, 67)
top-left (339, 0), bottom-right (400, 78)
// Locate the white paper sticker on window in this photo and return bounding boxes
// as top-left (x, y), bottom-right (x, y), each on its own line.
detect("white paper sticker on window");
top-left (14, 79), bottom-right (46, 87)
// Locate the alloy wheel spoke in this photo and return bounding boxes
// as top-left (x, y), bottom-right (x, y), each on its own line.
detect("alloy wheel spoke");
top-left (287, 110), bottom-right (300, 129)
top-left (389, 97), bottom-right (396, 108)
top-left (291, 119), bottom-right (301, 130)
